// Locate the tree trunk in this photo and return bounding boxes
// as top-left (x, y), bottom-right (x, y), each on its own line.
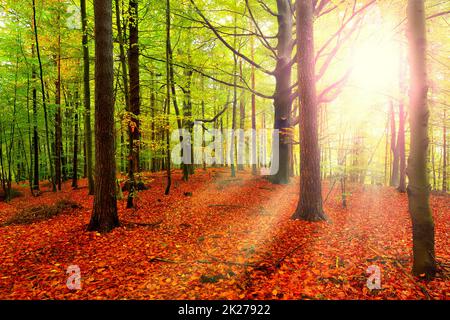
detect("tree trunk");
top-left (238, 60), bottom-right (246, 171)
top-left (81, 0), bottom-right (94, 195)
top-left (230, 14), bottom-right (238, 178)
top-left (88, 0), bottom-right (119, 233)
top-left (390, 101), bottom-right (400, 186)
top-left (397, 99), bottom-right (406, 192)
top-left (250, 30), bottom-right (257, 175)
top-left (406, 0), bottom-right (436, 279)
top-left (270, 0), bottom-right (293, 184)
top-left (150, 71), bottom-right (157, 172)
top-left (398, 48), bottom-right (407, 192)
top-left (128, 0), bottom-right (140, 173)
top-left (55, 30), bottom-right (62, 191)
top-left (182, 45), bottom-right (194, 180)
top-left (72, 90), bottom-right (79, 188)
top-left (126, 0), bottom-right (140, 208)
top-left (443, 108), bottom-right (447, 192)
top-left (32, 0), bottom-right (55, 192)
top-left (31, 44), bottom-right (39, 193)
top-left (292, 0), bottom-right (326, 222)
top-left (164, 0), bottom-right (172, 195)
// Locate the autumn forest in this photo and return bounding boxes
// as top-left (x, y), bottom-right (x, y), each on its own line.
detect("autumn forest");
top-left (0, 0), bottom-right (448, 301)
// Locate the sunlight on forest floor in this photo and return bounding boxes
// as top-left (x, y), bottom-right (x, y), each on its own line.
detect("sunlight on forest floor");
top-left (0, 169), bottom-right (448, 300)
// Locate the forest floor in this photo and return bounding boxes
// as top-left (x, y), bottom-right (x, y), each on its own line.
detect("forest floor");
top-left (0, 168), bottom-right (448, 300)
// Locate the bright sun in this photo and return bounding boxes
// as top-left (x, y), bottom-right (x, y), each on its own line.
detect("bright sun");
top-left (350, 38), bottom-right (400, 94)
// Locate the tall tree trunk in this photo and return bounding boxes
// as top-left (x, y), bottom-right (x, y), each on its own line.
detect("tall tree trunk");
top-left (201, 75), bottom-right (207, 171)
top-left (32, 0), bottom-right (55, 191)
top-left (72, 90), bottom-right (79, 188)
top-left (55, 28), bottom-right (62, 191)
top-left (128, 0), bottom-right (140, 172)
top-left (81, 0), bottom-right (94, 195)
top-left (270, 0), bottom-right (293, 184)
top-left (164, 0), bottom-right (172, 195)
top-left (397, 100), bottom-right (406, 192)
top-left (390, 101), bottom-right (400, 186)
top-left (292, 0), bottom-right (326, 222)
top-left (88, 0), bottom-right (119, 233)
top-left (126, 0), bottom-right (140, 208)
top-left (150, 71), bottom-right (157, 172)
top-left (443, 108), bottom-right (447, 192)
top-left (238, 60), bottom-right (246, 171)
top-left (250, 30), bottom-right (257, 175)
top-left (230, 14), bottom-right (238, 178)
top-left (31, 44), bottom-right (39, 193)
top-left (406, 0), bottom-right (436, 279)
top-left (398, 48), bottom-right (407, 192)
top-left (182, 49), bottom-right (194, 180)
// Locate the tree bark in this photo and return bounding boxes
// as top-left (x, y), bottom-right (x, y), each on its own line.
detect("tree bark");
top-left (164, 0), bottom-right (172, 195)
top-left (81, 0), bottom-right (94, 195)
top-left (55, 28), bottom-right (62, 191)
top-left (126, 0), bottom-right (140, 208)
top-left (397, 100), bottom-right (406, 192)
top-left (72, 90), bottom-right (79, 188)
top-left (88, 0), bottom-right (119, 233)
top-left (32, 0), bottom-right (55, 192)
top-left (406, 0), bottom-right (436, 279)
top-left (250, 29), bottom-right (257, 175)
top-left (292, 0), bottom-right (326, 222)
top-left (238, 60), bottom-right (246, 171)
top-left (270, 0), bottom-right (293, 184)
top-left (390, 101), bottom-right (400, 186)
top-left (128, 0), bottom-right (140, 173)
top-left (443, 107), bottom-right (447, 192)
top-left (31, 44), bottom-right (40, 193)
top-left (398, 48), bottom-right (407, 192)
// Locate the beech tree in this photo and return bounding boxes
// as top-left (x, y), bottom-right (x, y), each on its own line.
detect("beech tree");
top-left (87, 0), bottom-right (119, 233)
top-left (406, 0), bottom-right (436, 279)
top-left (292, 0), bottom-right (326, 221)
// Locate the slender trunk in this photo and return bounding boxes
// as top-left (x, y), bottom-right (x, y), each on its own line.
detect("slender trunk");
top-left (150, 71), bottom-right (157, 172)
top-left (406, 0), bottom-right (436, 279)
top-left (384, 114), bottom-right (389, 185)
top-left (238, 60), bottom-right (245, 171)
top-left (32, 0), bottom-right (54, 191)
top-left (292, 0), bottom-right (326, 222)
top-left (230, 15), bottom-right (238, 178)
top-left (129, 0), bottom-right (140, 173)
top-left (88, 0), bottom-right (119, 233)
top-left (398, 48), bottom-right (407, 192)
top-left (164, 0), bottom-right (172, 195)
top-left (201, 76), bottom-right (206, 171)
top-left (182, 50), bottom-right (194, 180)
top-left (81, 0), bottom-right (94, 194)
top-left (250, 31), bottom-right (257, 175)
top-left (397, 100), bottom-right (406, 192)
top-left (390, 101), bottom-right (399, 186)
top-left (55, 30), bottom-right (62, 191)
top-left (443, 108), bottom-right (447, 192)
top-left (31, 44), bottom-right (40, 192)
top-left (72, 90), bottom-right (79, 188)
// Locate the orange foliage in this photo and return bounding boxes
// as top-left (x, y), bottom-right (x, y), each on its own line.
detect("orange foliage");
top-left (0, 169), bottom-right (448, 300)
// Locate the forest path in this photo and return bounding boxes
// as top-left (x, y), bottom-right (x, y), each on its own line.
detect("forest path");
top-left (0, 169), bottom-right (448, 299)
